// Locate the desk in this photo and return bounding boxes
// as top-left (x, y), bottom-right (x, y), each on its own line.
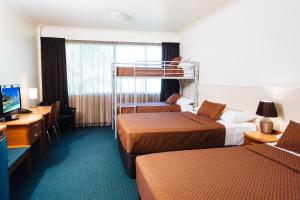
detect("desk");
top-left (0, 114), bottom-right (45, 159)
top-left (30, 106), bottom-right (51, 116)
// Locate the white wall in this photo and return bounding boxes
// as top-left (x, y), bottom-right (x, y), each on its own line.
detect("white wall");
top-left (41, 26), bottom-right (180, 43)
top-left (0, 0), bottom-right (38, 107)
top-left (180, 0), bottom-right (300, 129)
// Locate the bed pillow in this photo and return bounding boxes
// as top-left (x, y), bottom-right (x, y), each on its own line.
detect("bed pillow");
top-left (276, 120), bottom-right (300, 154)
top-left (176, 97), bottom-right (194, 106)
top-left (220, 110), bottom-right (256, 123)
top-left (168, 56), bottom-right (182, 69)
top-left (180, 104), bottom-right (194, 112)
top-left (165, 93), bottom-right (181, 104)
top-left (197, 100), bottom-right (226, 120)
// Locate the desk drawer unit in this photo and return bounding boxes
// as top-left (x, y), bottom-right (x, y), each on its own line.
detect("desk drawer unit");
top-left (29, 120), bottom-right (43, 144)
top-left (5, 120), bottom-right (43, 146)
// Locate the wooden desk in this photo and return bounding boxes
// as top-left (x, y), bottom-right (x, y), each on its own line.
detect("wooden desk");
top-left (30, 106), bottom-right (51, 154)
top-left (0, 114), bottom-right (45, 159)
top-left (30, 106), bottom-right (51, 116)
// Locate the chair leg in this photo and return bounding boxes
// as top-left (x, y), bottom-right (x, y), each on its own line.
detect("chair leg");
top-left (55, 121), bottom-right (62, 137)
top-left (73, 117), bottom-right (76, 131)
top-left (46, 130), bottom-right (53, 147)
top-left (52, 125), bottom-right (61, 144)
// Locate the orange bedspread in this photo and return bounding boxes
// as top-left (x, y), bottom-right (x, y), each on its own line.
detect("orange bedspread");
top-left (136, 144), bottom-right (300, 200)
top-left (117, 112), bottom-right (225, 154)
top-left (117, 67), bottom-right (184, 77)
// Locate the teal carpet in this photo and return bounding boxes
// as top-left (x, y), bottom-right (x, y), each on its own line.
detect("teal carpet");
top-left (10, 127), bottom-right (139, 200)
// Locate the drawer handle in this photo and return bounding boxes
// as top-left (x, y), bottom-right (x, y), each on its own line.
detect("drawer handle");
top-left (34, 133), bottom-right (39, 137)
top-left (33, 124), bottom-right (39, 127)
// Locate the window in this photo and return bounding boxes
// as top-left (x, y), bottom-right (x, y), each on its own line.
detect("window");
top-left (66, 41), bottom-right (162, 95)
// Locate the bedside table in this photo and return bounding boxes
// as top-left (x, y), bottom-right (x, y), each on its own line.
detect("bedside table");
top-left (244, 130), bottom-right (281, 145)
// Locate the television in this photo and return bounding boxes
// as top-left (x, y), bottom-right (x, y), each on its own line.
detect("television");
top-left (0, 84), bottom-right (21, 121)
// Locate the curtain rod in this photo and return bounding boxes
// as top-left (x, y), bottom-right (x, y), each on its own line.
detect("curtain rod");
top-left (66, 39), bottom-right (161, 46)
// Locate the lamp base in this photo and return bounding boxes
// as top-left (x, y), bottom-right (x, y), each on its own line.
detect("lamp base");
top-left (260, 117), bottom-right (273, 134)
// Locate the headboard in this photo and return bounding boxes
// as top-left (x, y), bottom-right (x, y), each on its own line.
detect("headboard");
top-left (183, 83), bottom-right (300, 131)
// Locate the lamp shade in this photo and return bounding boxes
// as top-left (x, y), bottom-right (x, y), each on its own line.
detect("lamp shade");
top-left (28, 88), bottom-right (38, 100)
top-left (256, 101), bottom-right (278, 117)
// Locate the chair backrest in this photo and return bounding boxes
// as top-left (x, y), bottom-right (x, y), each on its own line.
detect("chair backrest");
top-left (48, 101), bottom-right (60, 127)
top-left (40, 101), bottom-right (54, 106)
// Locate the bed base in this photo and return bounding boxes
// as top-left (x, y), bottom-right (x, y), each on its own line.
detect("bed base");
top-left (117, 137), bottom-right (232, 179)
top-left (117, 136), bottom-right (138, 179)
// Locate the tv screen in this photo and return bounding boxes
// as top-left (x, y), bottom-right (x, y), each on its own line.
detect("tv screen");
top-left (1, 85), bottom-right (21, 114)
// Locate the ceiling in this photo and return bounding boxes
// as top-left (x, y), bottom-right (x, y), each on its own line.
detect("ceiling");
top-left (5, 0), bottom-right (231, 32)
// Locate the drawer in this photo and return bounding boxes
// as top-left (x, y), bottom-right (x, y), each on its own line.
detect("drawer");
top-left (29, 120), bottom-right (43, 144)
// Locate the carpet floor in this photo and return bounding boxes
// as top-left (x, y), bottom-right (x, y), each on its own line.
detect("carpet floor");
top-left (10, 127), bottom-right (139, 200)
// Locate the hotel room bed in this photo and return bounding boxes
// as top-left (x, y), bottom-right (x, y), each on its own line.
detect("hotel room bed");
top-left (117, 102), bottom-right (181, 114)
top-left (117, 112), bottom-right (256, 177)
top-left (136, 144), bottom-right (300, 200)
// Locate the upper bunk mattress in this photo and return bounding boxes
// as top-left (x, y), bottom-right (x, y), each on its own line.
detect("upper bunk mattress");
top-left (116, 67), bottom-right (184, 77)
top-left (117, 102), bottom-right (181, 114)
top-left (136, 144), bottom-right (300, 200)
top-left (117, 112), bottom-right (225, 154)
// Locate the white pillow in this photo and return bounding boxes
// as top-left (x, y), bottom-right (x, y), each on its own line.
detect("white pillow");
top-left (220, 110), bottom-right (256, 123)
top-left (176, 97), bottom-right (194, 106)
top-left (180, 104), bottom-right (194, 112)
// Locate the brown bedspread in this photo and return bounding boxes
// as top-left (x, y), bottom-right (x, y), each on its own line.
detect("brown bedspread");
top-left (136, 144), bottom-right (300, 200)
top-left (117, 102), bottom-right (181, 114)
top-left (117, 67), bottom-right (184, 77)
top-left (117, 112), bottom-right (225, 154)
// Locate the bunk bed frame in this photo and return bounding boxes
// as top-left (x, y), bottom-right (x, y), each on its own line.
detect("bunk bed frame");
top-left (111, 60), bottom-right (199, 137)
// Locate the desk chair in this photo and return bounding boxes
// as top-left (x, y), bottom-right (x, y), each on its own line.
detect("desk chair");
top-left (46, 101), bottom-right (61, 146)
top-left (40, 101), bottom-right (76, 131)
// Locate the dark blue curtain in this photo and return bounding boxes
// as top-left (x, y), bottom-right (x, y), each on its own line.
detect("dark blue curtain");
top-left (160, 42), bottom-right (180, 101)
top-left (41, 37), bottom-right (69, 107)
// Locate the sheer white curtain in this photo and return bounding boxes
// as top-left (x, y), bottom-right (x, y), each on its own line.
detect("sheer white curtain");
top-left (66, 41), bottom-right (113, 126)
top-left (66, 41), bottom-right (162, 126)
top-left (116, 43), bottom-right (161, 102)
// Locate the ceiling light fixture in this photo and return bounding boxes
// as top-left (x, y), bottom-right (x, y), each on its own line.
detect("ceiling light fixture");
top-left (109, 11), bottom-right (131, 22)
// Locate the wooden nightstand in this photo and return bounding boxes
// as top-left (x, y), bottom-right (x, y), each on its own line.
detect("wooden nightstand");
top-left (244, 130), bottom-right (281, 145)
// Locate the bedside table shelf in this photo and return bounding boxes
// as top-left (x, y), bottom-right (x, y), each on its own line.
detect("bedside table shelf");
top-left (244, 131), bottom-right (281, 145)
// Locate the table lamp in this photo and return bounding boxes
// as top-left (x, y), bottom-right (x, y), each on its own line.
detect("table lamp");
top-left (256, 101), bottom-right (278, 134)
top-left (28, 88), bottom-right (38, 107)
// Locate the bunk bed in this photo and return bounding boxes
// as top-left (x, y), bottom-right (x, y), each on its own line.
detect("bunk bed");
top-left (111, 59), bottom-right (199, 136)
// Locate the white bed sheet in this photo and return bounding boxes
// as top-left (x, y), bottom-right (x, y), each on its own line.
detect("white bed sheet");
top-left (217, 120), bottom-right (257, 146)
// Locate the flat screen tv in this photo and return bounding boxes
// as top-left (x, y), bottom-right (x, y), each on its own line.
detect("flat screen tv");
top-left (0, 84), bottom-right (21, 121)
